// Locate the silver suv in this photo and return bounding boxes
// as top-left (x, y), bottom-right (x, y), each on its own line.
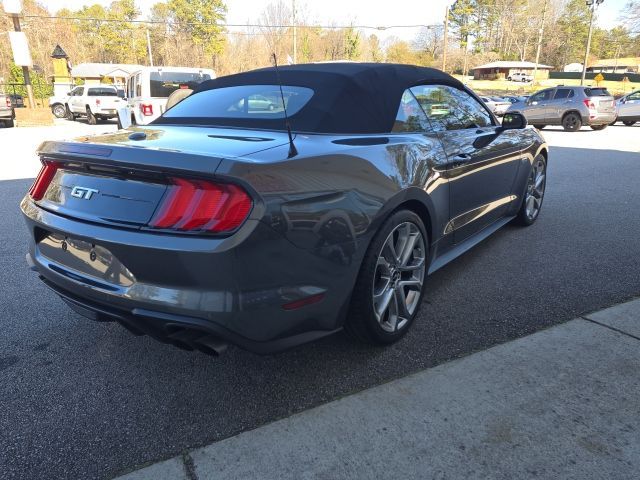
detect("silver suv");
top-left (507, 86), bottom-right (616, 131)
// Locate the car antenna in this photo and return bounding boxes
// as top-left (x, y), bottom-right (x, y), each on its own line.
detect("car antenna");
top-left (272, 53), bottom-right (298, 158)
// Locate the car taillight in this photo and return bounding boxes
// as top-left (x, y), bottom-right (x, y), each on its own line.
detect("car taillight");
top-left (5, 97), bottom-right (11, 108)
top-left (149, 178), bottom-right (252, 233)
top-left (96, 99), bottom-right (101, 106)
top-left (583, 99), bottom-right (596, 110)
top-left (140, 104), bottom-right (153, 116)
top-left (29, 162), bottom-right (60, 201)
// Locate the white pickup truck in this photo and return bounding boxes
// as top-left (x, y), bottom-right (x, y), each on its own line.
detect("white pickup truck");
top-left (507, 72), bottom-right (533, 83)
top-left (65, 84), bottom-right (125, 124)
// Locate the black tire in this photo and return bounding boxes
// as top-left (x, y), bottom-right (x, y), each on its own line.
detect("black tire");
top-left (345, 209), bottom-right (428, 345)
top-left (507, 77), bottom-right (512, 81)
top-left (3, 118), bottom-right (14, 128)
top-left (562, 112), bottom-right (582, 132)
top-left (590, 124), bottom-right (607, 131)
top-left (86, 107), bottom-right (97, 125)
top-left (52, 103), bottom-right (66, 118)
top-left (623, 120), bottom-right (636, 126)
top-left (65, 105), bottom-right (75, 121)
top-left (533, 125), bottom-right (546, 130)
top-left (609, 119), bottom-right (617, 126)
top-left (514, 154), bottom-right (546, 226)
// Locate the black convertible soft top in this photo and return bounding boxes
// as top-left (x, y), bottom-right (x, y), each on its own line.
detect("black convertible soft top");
top-left (160, 63), bottom-right (464, 134)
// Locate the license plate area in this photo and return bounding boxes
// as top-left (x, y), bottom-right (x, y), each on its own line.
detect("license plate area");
top-left (37, 232), bottom-right (135, 287)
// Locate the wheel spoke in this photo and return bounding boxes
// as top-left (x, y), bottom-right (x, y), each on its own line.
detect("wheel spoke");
top-left (394, 224), bottom-right (411, 264)
top-left (376, 255), bottom-right (390, 271)
top-left (535, 173), bottom-right (545, 190)
top-left (526, 195), bottom-right (535, 215)
top-left (382, 237), bottom-right (399, 265)
top-left (399, 232), bottom-right (419, 267)
top-left (398, 256), bottom-right (425, 272)
top-left (399, 278), bottom-right (422, 290)
top-left (394, 285), bottom-right (410, 320)
top-left (374, 287), bottom-right (394, 320)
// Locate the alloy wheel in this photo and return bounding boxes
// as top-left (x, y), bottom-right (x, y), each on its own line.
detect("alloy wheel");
top-left (563, 113), bottom-right (581, 131)
top-left (525, 157), bottom-right (546, 220)
top-left (372, 222), bottom-right (426, 333)
top-left (53, 104), bottom-right (66, 118)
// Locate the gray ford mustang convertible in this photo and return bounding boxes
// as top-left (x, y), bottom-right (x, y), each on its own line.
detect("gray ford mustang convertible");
top-left (21, 63), bottom-right (548, 355)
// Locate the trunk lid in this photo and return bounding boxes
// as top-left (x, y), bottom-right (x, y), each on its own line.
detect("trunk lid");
top-left (39, 168), bottom-right (168, 227)
top-left (35, 126), bottom-right (291, 228)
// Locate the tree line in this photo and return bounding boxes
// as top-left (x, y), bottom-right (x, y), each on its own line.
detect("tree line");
top-left (0, 0), bottom-right (639, 95)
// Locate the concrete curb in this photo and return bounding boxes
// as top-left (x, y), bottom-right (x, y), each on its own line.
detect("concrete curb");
top-left (113, 298), bottom-right (640, 480)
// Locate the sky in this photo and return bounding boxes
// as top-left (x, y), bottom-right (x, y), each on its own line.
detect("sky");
top-left (43, 0), bottom-right (630, 41)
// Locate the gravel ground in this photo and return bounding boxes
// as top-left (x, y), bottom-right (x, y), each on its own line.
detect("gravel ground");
top-left (0, 122), bottom-right (639, 480)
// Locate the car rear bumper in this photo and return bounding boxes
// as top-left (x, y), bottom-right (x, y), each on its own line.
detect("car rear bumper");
top-left (21, 196), bottom-right (357, 354)
top-left (585, 112), bottom-right (616, 125)
top-left (35, 272), bottom-right (340, 355)
top-left (0, 108), bottom-right (14, 119)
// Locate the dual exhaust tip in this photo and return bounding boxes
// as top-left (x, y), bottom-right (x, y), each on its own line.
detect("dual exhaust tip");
top-left (61, 297), bottom-right (229, 356)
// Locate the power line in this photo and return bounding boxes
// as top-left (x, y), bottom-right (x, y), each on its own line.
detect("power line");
top-left (22, 14), bottom-right (439, 31)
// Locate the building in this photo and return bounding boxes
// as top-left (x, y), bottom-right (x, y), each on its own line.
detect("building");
top-left (50, 44), bottom-right (72, 98)
top-left (70, 63), bottom-right (144, 87)
top-left (563, 63), bottom-right (583, 73)
top-left (586, 57), bottom-right (640, 74)
top-left (471, 61), bottom-right (553, 80)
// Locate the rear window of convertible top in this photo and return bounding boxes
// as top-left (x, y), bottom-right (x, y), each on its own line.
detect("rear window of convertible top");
top-left (162, 85), bottom-right (314, 121)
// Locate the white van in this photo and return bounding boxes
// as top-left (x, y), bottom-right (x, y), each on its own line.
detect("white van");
top-left (125, 66), bottom-right (215, 125)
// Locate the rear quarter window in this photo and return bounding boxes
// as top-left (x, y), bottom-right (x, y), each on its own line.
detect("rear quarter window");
top-left (584, 88), bottom-right (611, 97)
top-left (88, 88), bottom-right (118, 96)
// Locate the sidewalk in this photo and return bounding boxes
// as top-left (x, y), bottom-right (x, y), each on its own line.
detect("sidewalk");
top-left (114, 298), bottom-right (640, 480)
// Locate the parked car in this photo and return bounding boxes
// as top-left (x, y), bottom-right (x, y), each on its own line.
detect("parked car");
top-left (611, 89), bottom-right (640, 126)
top-left (21, 63), bottom-right (548, 355)
top-left (65, 84), bottom-right (126, 124)
top-left (0, 94), bottom-right (15, 127)
top-left (507, 85), bottom-right (616, 131)
top-left (49, 93), bottom-right (70, 118)
top-left (125, 66), bottom-right (214, 125)
top-left (9, 94), bottom-right (24, 108)
top-left (507, 72), bottom-right (533, 82)
top-left (480, 96), bottom-right (511, 116)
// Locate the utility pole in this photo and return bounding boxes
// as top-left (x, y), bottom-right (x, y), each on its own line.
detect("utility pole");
top-left (612, 42), bottom-right (621, 73)
top-left (8, 13), bottom-right (35, 108)
top-left (532, 0), bottom-right (549, 84)
top-left (146, 29), bottom-right (154, 66)
top-left (292, 0), bottom-right (297, 64)
top-left (442, 6), bottom-right (449, 72)
top-left (581, 0), bottom-right (604, 86)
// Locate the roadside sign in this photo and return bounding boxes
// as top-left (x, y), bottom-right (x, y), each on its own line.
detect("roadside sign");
top-left (2, 0), bottom-right (23, 15)
top-left (9, 32), bottom-right (32, 67)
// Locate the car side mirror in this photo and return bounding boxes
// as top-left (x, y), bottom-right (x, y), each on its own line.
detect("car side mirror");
top-left (500, 112), bottom-right (527, 130)
top-left (117, 107), bottom-right (132, 130)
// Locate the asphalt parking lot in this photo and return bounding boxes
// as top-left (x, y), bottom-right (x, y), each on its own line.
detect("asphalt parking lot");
top-left (1, 121), bottom-right (639, 480)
